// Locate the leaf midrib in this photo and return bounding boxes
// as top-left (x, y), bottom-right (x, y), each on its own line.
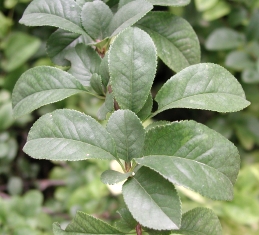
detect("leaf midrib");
top-left (132, 176), bottom-right (179, 228)
top-left (26, 137), bottom-right (114, 157)
top-left (157, 92), bottom-right (246, 111)
top-left (14, 87), bottom-right (85, 107)
top-left (140, 155), bottom-right (234, 187)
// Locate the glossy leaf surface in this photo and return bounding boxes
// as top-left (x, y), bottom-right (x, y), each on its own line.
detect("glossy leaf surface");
top-left (123, 167), bottom-right (181, 230)
top-left (81, 1), bottom-right (113, 40)
top-left (136, 120), bottom-right (240, 200)
top-left (109, 27), bottom-right (157, 113)
top-left (108, 0), bottom-right (153, 36)
top-left (155, 63), bottom-right (250, 114)
top-left (53, 211), bottom-right (123, 234)
top-left (171, 208), bottom-right (222, 235)
top-left (24, 109), bottom-right (116, 161)
top-left (106, 110), bottom-right (145, 161)
top-left (19, 0), bottom-right (85, 34)
top-left (12, 66), bottom-right (86, 118)
top-left (137, 12), bottom-right (200, 72)
top-left (65, 44), bottom-right (101, 86)
top-left (47, 29), bottom-right (92, 66)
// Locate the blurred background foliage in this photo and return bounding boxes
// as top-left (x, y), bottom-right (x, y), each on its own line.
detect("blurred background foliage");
top-left (0, 0), bottom-right (259, 234)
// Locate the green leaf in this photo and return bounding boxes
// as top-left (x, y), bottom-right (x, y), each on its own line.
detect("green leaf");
top-left (225, 51), bottom-right (254, 71)
top-left (23, 109), bottom-right (117, 161)
top-left (145, 121), bottom-right (171, 132)
top-left (115, 208), bottom-right (137, 233)
top-left (101, 170), bottom-right (131, 185)
top-left (106, 110), bottom-right (145, 162)
top-left (97, 92), bottom-right (114, 120)
top-left (109, 27), bottom-right (157, 113)
top-left (202, 1), bottom-right (230, 21)
top-left (194, 0), bottom-right (218, 11)
top-left (242, 67), bottom-right (259, 84)
top-left (47, 29), bottom-right (92, 66)
top-left (205, 28), bottom-right (245, 51)
top-left (0, 102), bottom-right (14, 131)
top-left (122, 167), bottom-right (181, 230)
top-left (81, 1), bottom-right (113, 40)
top-left (171, 208), bottom-right (222, 235)
top-left (76, 0), bottom-right (93, 7)
top-left (12, 66), bottom-right (86, 118)
top-left (65, 44), bottom-right (101, 86)
top-left (136, 93), bottom-right (153, 121)
top-left (155, 63), bottom-right (250, 114)
top-left (90, 73), bottom-right (104, 95)
top-left (246, 10), bottom-right (259, 41)
top-left (53, 211), bottom-right (123, 234)
top-left (1, 32), bottom-right (40, 72)
top-left (147, 0), bottom-right (190, 6)
top-left (99, 54), bottom-right (110, 87)
top-left (136, 120), bottom-right (240, 200)
top-left (19, 0), bottom-right (85, 34)
top-left (108, 0), bottom-right (153, 37)
top-left (137, 12), bottom-right (200, 72)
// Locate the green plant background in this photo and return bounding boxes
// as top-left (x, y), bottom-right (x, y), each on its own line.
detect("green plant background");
top-left (0, 0), bottom-right (259, 234)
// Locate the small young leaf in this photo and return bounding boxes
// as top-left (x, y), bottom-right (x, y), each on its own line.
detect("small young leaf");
top-left (101, 170), bottom-right (131, 185)
top-left (205, 28), bottom-right (245, 51)
top-left (99, 54), bottom-right (110, 87)
top-left (98, 92), bottom-right (114, 120)
top-left (81, 1), bottom-right (113, 40)
top-left (122, 167), bottom-right (181, 230)
top-left (137, 12), bottom-right (200, 72)
top-left (136, 93), bottom-right (153, 121)
top-left (147, 0), bottom-right (190, 6)
top-left (109, 27), bottom-right (157, 113)
top-left (65, 44), bottom-right (101, 86)
top-left (12, 66), bottom-right (87, 118)
top-left (53, 211), bottom-right (123, 234)
top-left (90, 73), bottom-right (104, 95)
top-left (23, 109), bottom-right (117, 161)
top-left (155, 63), bottom-right (250, 114)
top-left (19, 0), bottom-right (85, 35)
top-left (136, 120), bottom-right (240, 200)
top-left (171, 207), bottom-right (222, 235)
top-left (47, 29), bottom-right (92, 66)
top-left (108, 0), bottom-right (153, 37)
top-left (115, 207), bottom-right (137, 233)
top-left (106, 110), bottom-right (145, 162)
